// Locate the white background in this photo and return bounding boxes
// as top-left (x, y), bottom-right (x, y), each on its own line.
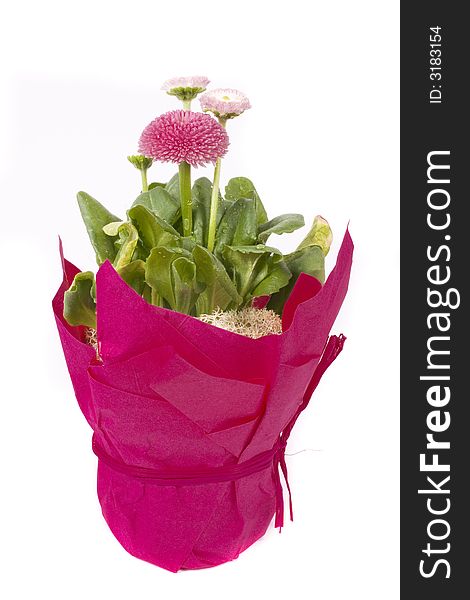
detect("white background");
top-left (0, 1), bottom-right (399, 598)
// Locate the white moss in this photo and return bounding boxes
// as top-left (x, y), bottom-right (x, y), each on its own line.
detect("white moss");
top-left (85, 328), bottom-right (98, 353)
top-left (198, 307), bottom-right (282, 339)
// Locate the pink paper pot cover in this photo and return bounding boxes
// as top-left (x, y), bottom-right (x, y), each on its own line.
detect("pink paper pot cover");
top-left (52, 230), bottom-right (353, 572)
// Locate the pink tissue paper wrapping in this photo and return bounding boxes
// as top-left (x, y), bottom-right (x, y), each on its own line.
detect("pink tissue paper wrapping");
top-left (52, 229), bottom-right (353, 572)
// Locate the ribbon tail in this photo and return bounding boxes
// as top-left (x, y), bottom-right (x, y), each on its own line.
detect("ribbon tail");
top-left (274, 456), bottom-right (285, 531)
top-left (273, 445), bottom-right (294, 531)
top-left (279, 452), bottom-right (293, 522)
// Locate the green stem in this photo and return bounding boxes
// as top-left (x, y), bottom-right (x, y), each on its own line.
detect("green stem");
top-left (182, 99), bottom-right (191, 110)
top-left (179, 161), bottom-right (192, 237)
top-left (206, 118), bottom-right (227, 252)
top-left (141, 168), bottom-right (148, 192)
top-left (207, 157), bottom-right (222, 252)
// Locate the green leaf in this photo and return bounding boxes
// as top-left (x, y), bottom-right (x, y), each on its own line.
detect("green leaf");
top-left (290, 245), bottom-right (325, 283)
top-left (172, 256), bottom-right (201, 314)
top-left (77, 192), bottom-right (121, 265)
top-left (257, 213), bottom-right (305, 243)
top-left (63, 271), bottom-right (96, 328)
top-left (113, 222), bottom-right (139, 270)
top-left (128, 204), bottom-right (180, 253)
top-left (145, 246), bottom-right (201, 314)
top-left (130, 239), bottom-right (149, 262)
top-left (117, 259), bottom-right (146, 295)
top-left (191, 177), bottom-right (227, 247)
top-left (165, 173), bottom-right (180, 203)
top-left (223, 244), bottom-right (282, 255)
top-left (222, 244), bottom-right (289, 303)
top-left (192, 244), bottom-right (242, 315)
top-left (191, 177), bottom-right (211, 246)
top-left (181, 236), bottom-right (197, 252)
top-left (148, 182), bottom-right (166, 190)
top-left (251, 255), bottom-right (291, 298)
top-left (297, 215), bottom-right (333, 256)
top-left (267, 245), bottom-right (325, 315)
top-left (146, 246), bottom-right (187, 308)
top-left (142, 284), bottom-right (153, 305)
top-left (102, 221), bottom-right (124, 236)
top-left (132, 186), bottom-right (180, 224)
top-left (225, 177), bottom-right (268, 225)
top-left (214, 198), bottom-right (258, 256)
top-left (217, 198), bottom-right (234, 224)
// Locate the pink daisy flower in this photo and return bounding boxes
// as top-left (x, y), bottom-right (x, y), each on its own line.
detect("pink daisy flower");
top-left (200, 88), bottom-right (251, 119)
top-left (161, 76), bottom-right (210, 101)
top-left (138, 110), bottom-right (229, 168)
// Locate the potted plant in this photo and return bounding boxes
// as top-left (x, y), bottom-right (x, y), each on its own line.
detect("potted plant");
top-left (53, 76), bottom-right (353, 572)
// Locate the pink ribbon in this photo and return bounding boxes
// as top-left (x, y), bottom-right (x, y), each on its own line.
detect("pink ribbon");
top-left (93, 435), bottom-right (286, 485)
top-left (92, 335), bottom-right (346, 531)
top-left (274, 334), bottom-right (346, 528)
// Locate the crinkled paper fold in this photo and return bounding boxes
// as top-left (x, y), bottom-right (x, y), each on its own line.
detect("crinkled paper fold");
top-left (53, 230), bottom-right (353, 571)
